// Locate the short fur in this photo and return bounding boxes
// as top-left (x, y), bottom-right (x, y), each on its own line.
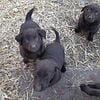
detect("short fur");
top-left (80, 83), bottom-right (100, 97)
top-left (34, 27), bottom-right (66, 91)
top-left (15, 7), bottom-right (46, 64)
top-left (75, 4), bottom-right (100, 41)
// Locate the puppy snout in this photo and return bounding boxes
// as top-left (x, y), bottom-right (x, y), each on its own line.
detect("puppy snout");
top-left (27, 44), bottom-right (37, 52)
top-left (34, 84), bottom-right (42, 91)
top-left (32, 44), bottom-right (36, 48)
top-left (87, 15), bottom-right (95, 22)
top-left (88, 15), bottom-right (94, 20)
top-left (31, 44), bottom-right (38, 52)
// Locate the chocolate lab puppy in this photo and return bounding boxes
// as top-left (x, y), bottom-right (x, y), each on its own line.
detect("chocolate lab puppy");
top-left (75, 4), bottom-right (100, 41)
top-left (34, 27), bottom-right (66, 91)
top-left (80, 83), bottom-right (100, 97)
top-left (15, 7), bottom-right (46, 64)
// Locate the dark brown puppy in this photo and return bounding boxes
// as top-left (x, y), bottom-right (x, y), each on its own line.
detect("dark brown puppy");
top-left (75, 4), bottom-right (100, 41)
top-left (34, 27), bottom-right (66, 91)
top-left (80, 83), bottom-right (100, 97)
top-left (15, 7), bottom-right (46, 64)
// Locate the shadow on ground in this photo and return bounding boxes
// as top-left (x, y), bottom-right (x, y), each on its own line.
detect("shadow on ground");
top-left (17, 68), bottom-right (100, 100)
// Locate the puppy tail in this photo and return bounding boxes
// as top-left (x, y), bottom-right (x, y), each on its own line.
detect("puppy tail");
top-left (51, 27), bottom-right (60, 43)
top-left (25, 7), bottom-right (35, 21)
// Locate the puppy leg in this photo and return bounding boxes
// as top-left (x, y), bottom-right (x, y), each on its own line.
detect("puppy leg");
top-left (61, 62), bottom-right (66, 73)
top-left (75, 14), bottom-right (83, 33)
top-left (87, 32), bottom-right (94, 41)
top-left (23, 58), bottom-right (29, 64)
top-left (80, 84), bottom-right (100, 97)
top-left (75, 26), bottom-right (81, 33)
top-left (88, 83), bottom-right (100, 89)
top-left (87, 26), bottom-right (99, 41)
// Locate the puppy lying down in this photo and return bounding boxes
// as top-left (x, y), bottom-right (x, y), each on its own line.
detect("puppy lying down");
top-left (80, 83), bottom-right (100, 97)
top-left (34, 27), bottom-right (66, 91)
top-left (75, 3), bottom-right (100, 41)
top-left (15, 7), bottom-right (46, 64)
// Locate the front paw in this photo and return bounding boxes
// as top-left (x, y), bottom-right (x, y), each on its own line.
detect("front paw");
top-left (87, 36), bottom-right (93, 41)
top-left (75, 27), bottom-right (81, 33)
top-left (80, 84), bottom-right (87, 92)
top-left (23, 59), bottom-right (29, 64)
top-left (61, 66), bottom-right (66, 73)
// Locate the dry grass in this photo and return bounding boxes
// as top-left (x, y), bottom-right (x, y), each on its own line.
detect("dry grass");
top-left (0, 0), bottom-right (100, 100)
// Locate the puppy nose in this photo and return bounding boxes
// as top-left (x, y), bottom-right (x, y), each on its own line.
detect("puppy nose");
top-left (34, 85), bottom-right (42, 91)
top-left (32, 44), bottom-right (36, 48)
top-left (88, 15), bottom-right (93, 19)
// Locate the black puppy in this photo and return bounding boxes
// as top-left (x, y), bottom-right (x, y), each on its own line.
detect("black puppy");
top-left (80, 83), bottom-right (100, 97)
top-left (75, 4), bottom-right (100, 41)
top-left (34, 27), bottom-right (66, 91)
top-left (15, 7), bottom-right (46, 64)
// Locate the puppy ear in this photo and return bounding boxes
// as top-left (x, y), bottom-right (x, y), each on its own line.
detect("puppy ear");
top-left (38, 29), bottom-right (46, 39)
top-left (15, 34), bottom-right (22, 45)
top-left (81, 5), bottom-right (89, 12)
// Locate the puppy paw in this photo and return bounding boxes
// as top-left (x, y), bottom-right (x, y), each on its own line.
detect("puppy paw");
top-left (75, 28), bottom-right (81, 33)
top-left (23, 59), bottom-right (29, 64)
top-left (80, 84), bottom-right (87, 92)
top-left (87, 36), bottom-right (93, 41)
top-left (87, 84), bottom-right (96, 88)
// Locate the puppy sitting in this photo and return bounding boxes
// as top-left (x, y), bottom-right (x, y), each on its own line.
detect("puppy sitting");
top-left (15, 7), bottom-right (46, 64)
top-left (34, 27), bottom-right (66, 91)
top-left (80, 83), bottom-right (100, 97)
top-left (75, 4), bottom-right (100, 41)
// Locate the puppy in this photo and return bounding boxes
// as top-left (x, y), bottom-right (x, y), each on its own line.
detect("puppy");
top-left (34, 27), bottom-right (66, 91)
top-left (75, 4), bottom-right (100, 41)
top-left (15, 7), bottom-right (46, 64)
top-left (80, 83), bottom-right (100, 97)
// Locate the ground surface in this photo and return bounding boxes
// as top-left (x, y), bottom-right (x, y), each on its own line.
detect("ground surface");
top-left (0, 0), bottom-right (100, 100)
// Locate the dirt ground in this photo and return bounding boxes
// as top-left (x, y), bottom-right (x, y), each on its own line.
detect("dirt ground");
top-left (0, 0), bottom-right (100, 100)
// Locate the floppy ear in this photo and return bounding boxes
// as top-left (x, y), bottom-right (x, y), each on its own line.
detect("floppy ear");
top-left (81, 5), bottom-right (89, 12)
top-left (38, 29), bottom-right (46, 39)
top-left (15, 34), bottom-right (22, 45)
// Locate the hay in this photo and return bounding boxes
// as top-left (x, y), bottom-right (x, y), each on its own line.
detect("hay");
top-left (0, 0), bottom-right (100, 99)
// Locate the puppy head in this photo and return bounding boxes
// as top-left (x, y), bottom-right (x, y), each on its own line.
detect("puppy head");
top-left (34, 59), bottom-right (58, 91)
top-left (15, 28), bottom-right (46, 52)
top-left (82, 4), bottom-right (100, 23)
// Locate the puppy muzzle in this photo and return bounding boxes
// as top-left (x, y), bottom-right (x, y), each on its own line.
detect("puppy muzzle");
top-left (85, 15), bottom-right (95, 23)
top-left (34, 84), bottom-right (42, 91)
